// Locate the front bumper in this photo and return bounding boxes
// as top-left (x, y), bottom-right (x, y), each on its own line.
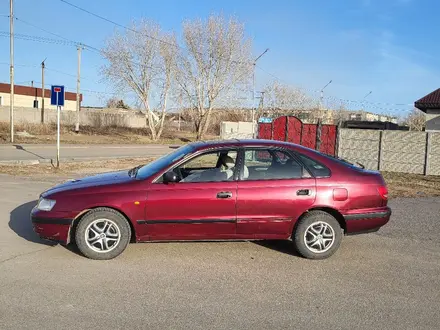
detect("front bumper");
top-left (31, 207), bottom-right (73, 244)
top-left (343, 207), bottom-right (391, 235)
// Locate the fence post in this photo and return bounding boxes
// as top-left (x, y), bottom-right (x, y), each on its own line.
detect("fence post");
top-left (335, 120), bottom-right (342, 157)
top-left (316, 119), bottom-right (322, 151)
top-left (424, 132), bottom-right (431, 176)
top-left (377, 130), bottom-right (383, 171)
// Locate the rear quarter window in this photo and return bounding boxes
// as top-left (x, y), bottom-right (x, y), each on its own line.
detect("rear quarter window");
top-left (297, 154), bottom-right (331, 178)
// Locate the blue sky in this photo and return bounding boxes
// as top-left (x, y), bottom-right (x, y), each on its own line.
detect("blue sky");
top-left (0, 0), bottom-right (439, 116)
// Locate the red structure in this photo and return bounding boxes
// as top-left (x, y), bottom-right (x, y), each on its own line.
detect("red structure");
top-left (258, 116), bottom-right (338, 156)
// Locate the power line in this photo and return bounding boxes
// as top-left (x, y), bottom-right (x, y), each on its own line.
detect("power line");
top-left (59, 0), bottom-right (184, 51)
top-left (14, 15), bottom-right (105, 54)
top-left (3, 18), bottom-right (100, 54)
top-left (28, 80), bottom-right (122, 96)
top-left (0, 30), bottom-right (76, 45)
top-left (255, 64), bottom-right (412, 113)
top-left (14, 16), bottom-right (75, 42)
top-left (0, 61), bottom-right (39, 68)
top-left (58, 0), bottom-right (250, 67)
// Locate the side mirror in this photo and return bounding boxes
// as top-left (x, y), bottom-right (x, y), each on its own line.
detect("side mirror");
top-left (163, 171), bottom-right (178, 183)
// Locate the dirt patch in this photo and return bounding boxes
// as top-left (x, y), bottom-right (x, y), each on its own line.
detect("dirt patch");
top-left (382, 172), bottom-right (440, 198)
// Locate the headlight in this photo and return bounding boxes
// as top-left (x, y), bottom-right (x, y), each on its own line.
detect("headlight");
top-left (37, 198), bottom-right (56, 211)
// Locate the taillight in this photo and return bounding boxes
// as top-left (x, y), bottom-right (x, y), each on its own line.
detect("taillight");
top-left (378, 186), bottom-right (388, 200)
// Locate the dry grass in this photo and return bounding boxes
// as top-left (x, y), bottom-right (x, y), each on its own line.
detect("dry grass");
top-left (0, 158), bottom-right (439, 199)
top-left (382, 172), bottom-right (440, 198)
top-left (0, 121), bottom-right (218, 145)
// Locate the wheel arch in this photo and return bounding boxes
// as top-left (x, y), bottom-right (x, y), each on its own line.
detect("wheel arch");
top-left (68, 206), bottom-right (137, 244)
top-left (293, 206), bottom-right (346, 235)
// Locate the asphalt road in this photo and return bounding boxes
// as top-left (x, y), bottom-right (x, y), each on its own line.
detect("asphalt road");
top-left (0, 174), bottom-right (439, 330)
top-left (0, 144), bottom-right (172, 162)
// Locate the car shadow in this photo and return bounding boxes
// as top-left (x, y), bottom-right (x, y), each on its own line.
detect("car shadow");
top-left (253, 240), bottom-right (301, 257)
top-left (9, 200), bottom-right (57, 246)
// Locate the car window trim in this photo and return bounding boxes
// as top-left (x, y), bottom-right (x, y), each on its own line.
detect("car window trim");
top-left (237, 146), bottom-right (314, 182)
top-left (152, 147), bottom-right (240, 184)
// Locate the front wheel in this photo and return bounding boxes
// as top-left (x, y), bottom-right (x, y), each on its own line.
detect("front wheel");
top-left (293, 211), bottom-right (342, 260)
top-left (75, 208), bottom-right (131, 260)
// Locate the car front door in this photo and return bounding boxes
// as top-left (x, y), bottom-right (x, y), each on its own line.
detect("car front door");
top-left (142, 149), bottom-right (239, 240)
top-left (236, 147), bottom-right (316, 239)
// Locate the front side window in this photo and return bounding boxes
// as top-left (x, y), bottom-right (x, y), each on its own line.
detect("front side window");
top-left (243, 148), bottom-right (310, 180)
top-left (177, 149), bottom-right (238, 183)
top-left (136, 144), bottom-right (195, 180)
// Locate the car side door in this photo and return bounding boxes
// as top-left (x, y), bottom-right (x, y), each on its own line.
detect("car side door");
top-left (236, 147), bottom-right (316, 239)
top-left (141, 148), bottom-right (239, 240)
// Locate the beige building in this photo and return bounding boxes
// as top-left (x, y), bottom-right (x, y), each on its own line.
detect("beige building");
top-left (415, 88), bottom-right (440, 132)
top-left (0, 82), bottom-right (82, 111)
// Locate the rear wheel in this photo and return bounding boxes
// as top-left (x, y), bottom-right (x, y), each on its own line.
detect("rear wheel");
top-left (75, 208), bottom-right (131, 260)
top-left (293, 211), bottom-right (342, 259)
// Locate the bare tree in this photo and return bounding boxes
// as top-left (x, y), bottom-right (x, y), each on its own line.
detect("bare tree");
top-left (405, 108), bottom-right (426, 131)
top-left (175, 14), bottom-right (253, 140)
top-left (262, 81), bottom-right (315, 119)
top-left (106, 97), bottom-right (130, 109)
top-left (101, 20), bottom-right (177, 140)
top-left (330, 102), bottom-right (349, 125)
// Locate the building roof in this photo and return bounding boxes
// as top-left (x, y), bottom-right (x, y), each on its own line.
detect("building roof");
top-left (0, 82), bottom-right (82, 102)
top-left (414, 88), bottom-right (440, 112)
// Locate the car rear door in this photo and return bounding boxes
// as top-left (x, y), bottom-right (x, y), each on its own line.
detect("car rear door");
top-left (141, 149), bottom-right (239, 240)
top-left (236, 147), bottom-right (316, 238)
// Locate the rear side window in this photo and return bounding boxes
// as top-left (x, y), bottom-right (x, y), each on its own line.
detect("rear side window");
top-left (243, 148), bottom-right (311, 180)
top-left (297, 154), bottom-right (331, 178)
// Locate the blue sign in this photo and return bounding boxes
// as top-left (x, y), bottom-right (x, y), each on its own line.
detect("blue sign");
top-left (50, 85), bottom-right (65, 107)
top-left (258, 117), bottom-right (272, 123)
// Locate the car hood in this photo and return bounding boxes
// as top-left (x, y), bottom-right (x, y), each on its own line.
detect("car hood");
top-left (42, 170), bottom-right (134, 197)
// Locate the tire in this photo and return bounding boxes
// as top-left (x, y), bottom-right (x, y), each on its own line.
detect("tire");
top-left (75, 208), bottom-right (131, 260)
top-left (293, 211), bottom-right (342, 260)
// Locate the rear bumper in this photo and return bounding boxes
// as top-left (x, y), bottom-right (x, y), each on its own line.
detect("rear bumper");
top-left (31, 207), bottom-right (72, 244)
top-left (343, 207), bottom-right (391, 235)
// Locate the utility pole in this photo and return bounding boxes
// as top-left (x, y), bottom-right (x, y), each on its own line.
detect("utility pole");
top-left (41, 59), bottom-right (45, 123)
top-left (362, 91), bottom-right (372, 112)
top-left (252, 48), bottom-right (269, 138)
top-left (258, 91), bottom-right (265, 109)
top-left (75, 44), bottom-right (82, 133)
top-left (178, 92), bottom-right (183, 131)
top-left (319, 80), bottom-right (332, 110)
top-left (9, 0), bottom-right (14, 143)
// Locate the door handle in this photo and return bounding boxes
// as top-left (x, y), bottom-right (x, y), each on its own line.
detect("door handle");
top-left (297, 189), bottom-right (311, 196)
top-left (217, 191), bottom-right (232, 199)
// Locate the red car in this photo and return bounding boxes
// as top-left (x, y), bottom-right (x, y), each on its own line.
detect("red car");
top-left (31, 139), bottom-right (391, 260)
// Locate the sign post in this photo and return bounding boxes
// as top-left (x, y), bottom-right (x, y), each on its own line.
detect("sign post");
top-left (50, 85), bottom-right (65, 168)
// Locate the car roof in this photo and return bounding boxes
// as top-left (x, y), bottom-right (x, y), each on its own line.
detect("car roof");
top-left (191, 139), bottom-right (299, 149)
top-left (189, 139), bottom-right (318, 154)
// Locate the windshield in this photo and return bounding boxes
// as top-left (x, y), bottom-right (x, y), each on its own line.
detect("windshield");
top-left (135, 144), bottom-right (196, 180)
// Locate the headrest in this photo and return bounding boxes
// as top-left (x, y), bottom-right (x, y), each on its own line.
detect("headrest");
top-left (220, 154), bottom-right (235, 168)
